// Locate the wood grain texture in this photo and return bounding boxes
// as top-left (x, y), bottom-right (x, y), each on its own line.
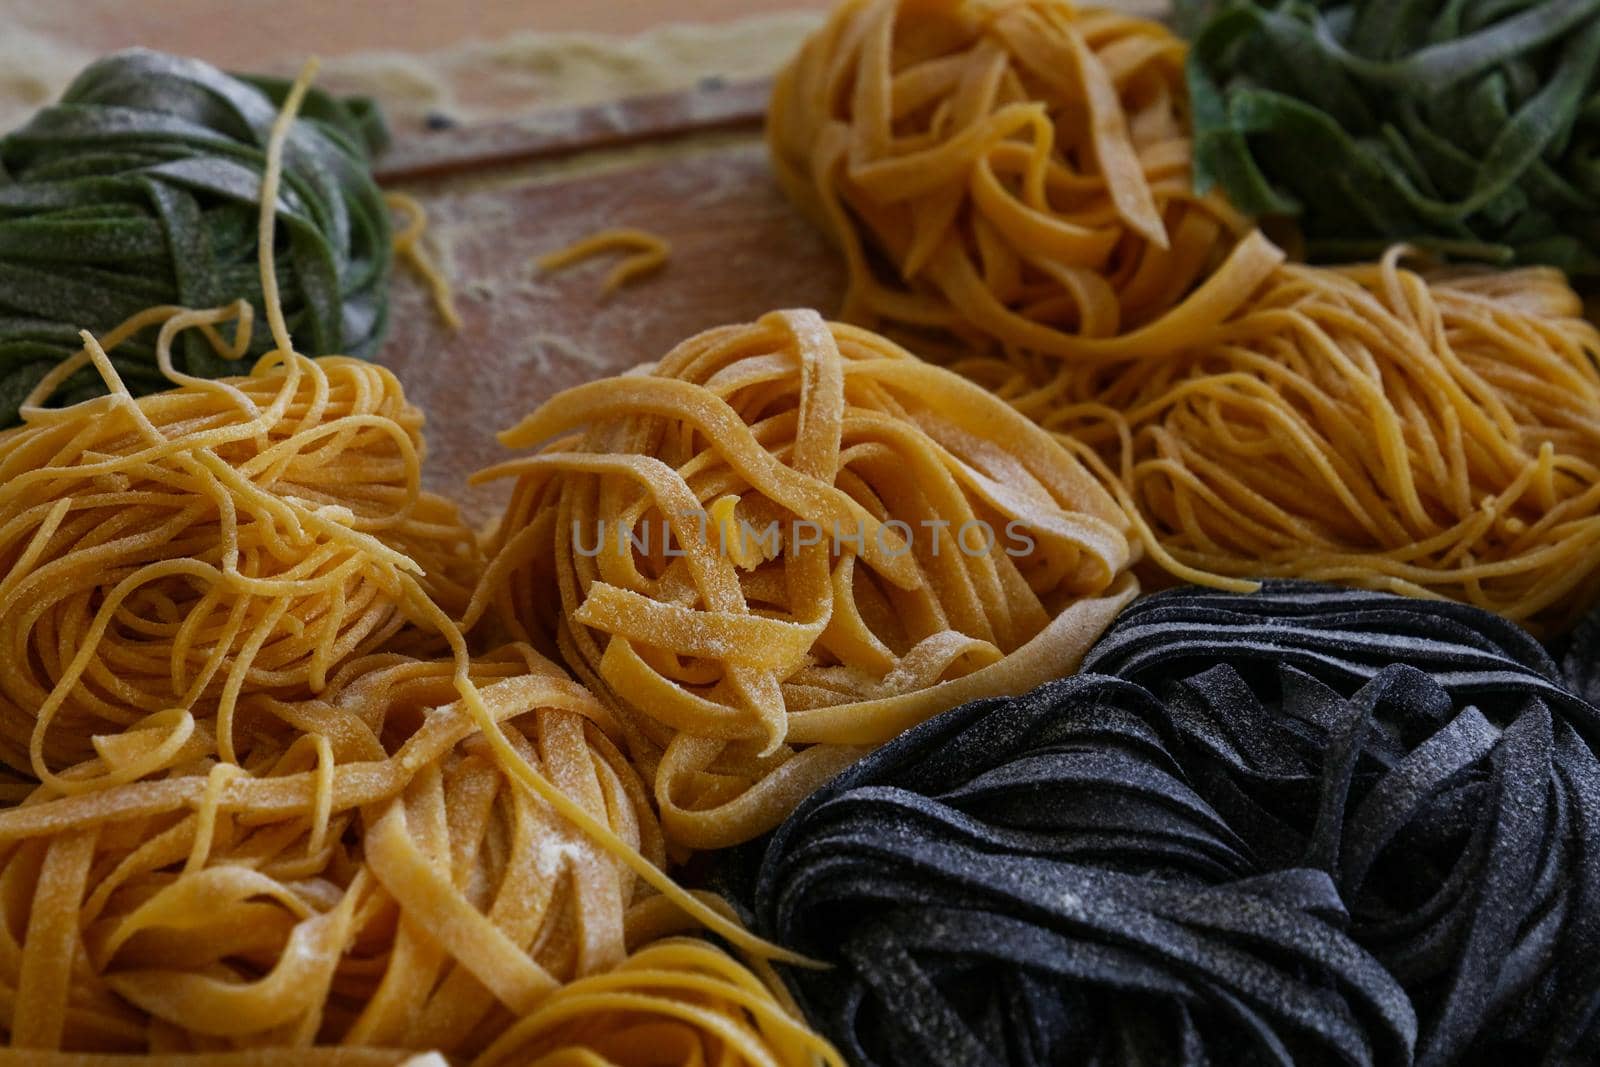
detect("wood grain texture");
top-left (386, 140), bottom-right (845, 520)
top-left (376, 78), bottom-right (774, 182)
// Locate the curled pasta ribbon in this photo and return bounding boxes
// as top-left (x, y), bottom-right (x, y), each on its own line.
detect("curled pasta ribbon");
top-left (537, 229), bottom-right (671, 296)
top-left (470, 308), bottom-right (1137, 848)
top-left (0, 303), bottom-right (479, 784)
top-left (0, 941), bottom-right (842, 1066)
top-left (0, 56), bottom-right (832, 1060)
top-left (1035, 250), bottom-right (1600, 632)
top-left (769, 0), bottom-right (1281, 363)
top-left (0, 648), bottom-right (666, 1056)
top-left (473, 938), bottom-right (844, 1067)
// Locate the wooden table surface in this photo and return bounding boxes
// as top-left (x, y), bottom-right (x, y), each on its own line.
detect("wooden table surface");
top-left (10, 0), bottom-right (832, 68)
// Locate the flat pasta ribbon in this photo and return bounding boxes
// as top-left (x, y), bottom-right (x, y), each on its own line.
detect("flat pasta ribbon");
top-left (470, 308), bottom-right (1137, 849)
top-left (768, 0), bottom-right (1280, 363)
top-left (0, 648), bottom-right (661, 1056)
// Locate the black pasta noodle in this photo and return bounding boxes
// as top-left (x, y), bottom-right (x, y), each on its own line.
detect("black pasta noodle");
top-left (0, 48), bottom-right (392, 425)
top-left (1084, 583), bottom-right (1600, 1065)
top-left (735, 582), bottom-right (1600, 1067)
top-left (742, 673), bottom-right (1419, 1066)
top-left (1564, 600), bottom-right (1600, 709)
top-left (1083, 581), bottom-right (1600, 737)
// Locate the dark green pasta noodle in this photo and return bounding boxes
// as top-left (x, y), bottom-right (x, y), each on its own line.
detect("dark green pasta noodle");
top-left (1182, 0), bottom-right (1600, 273)
top-left (0, 48), bottom-right (392, 425)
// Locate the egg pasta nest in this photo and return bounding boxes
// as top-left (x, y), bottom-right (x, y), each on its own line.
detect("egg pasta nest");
top-left (470, 308), bottom-right (1137, 850)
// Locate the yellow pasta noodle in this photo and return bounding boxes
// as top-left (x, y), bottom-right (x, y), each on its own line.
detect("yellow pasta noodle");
top-left (1032, 248), bottom-right (1600, 631)
top-left (0, 58), bottom-right (835, 1061)
top-left (387, 193), bottom-right (464, 330)
top-left (537, 229), bottom-right (671, 296)
top-left (0, 304), bottom-right (479, 781)
top-left (0, 648), bottom-right (660, 1056)
top-left (468, 308), bottom-right (1138, 849)
top-left (0, 940), bottom-right (840, 1067)
top-left (768, 0), bottom-right (1282, 363)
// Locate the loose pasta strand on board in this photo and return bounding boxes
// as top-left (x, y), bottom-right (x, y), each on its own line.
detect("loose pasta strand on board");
top-left (387, 193), bottom-right (463, 329)
top-left (537, 228), bottom-right (672, 296)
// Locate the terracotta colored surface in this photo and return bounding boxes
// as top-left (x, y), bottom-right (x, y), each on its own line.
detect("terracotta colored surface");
top-left (10, 0), bottom-right (832, 67)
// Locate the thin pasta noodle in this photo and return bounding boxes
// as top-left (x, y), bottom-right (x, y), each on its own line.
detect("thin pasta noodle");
top-left (468, 307), bottom-right (1137, 850)
top-left (387, 193), bottom-right (464, 330)
top-left (536, 229), bottom-right (671, 296)
top-left (0, 301), bottom-right (479, 780)
top-left (768, 0), bottom-right (1282, 363)
top-left (0, 57), bottom-right (833, 1058)
top-left (1029, 248), bottom-right (1600, 631)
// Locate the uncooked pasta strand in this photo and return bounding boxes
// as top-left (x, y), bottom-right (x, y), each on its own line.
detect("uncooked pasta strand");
top-left (0, 58), bottom-right (830, 1058)
top-left (387, 193), bottom-right (463, 330)
top-left (1013, 248), bottom-right (1600, 631)
top-left (537, 229), bottom-right (671, 295)
top-left (470, 307), bottom-right (1137, 849)
top-left (769, 0), bottom-right (1270, 363)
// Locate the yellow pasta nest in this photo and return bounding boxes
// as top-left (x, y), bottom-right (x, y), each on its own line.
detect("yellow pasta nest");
top-left (471, 938), bottom-right (842, 1067)
top-left (768, 0), bottom-right (1282, 362)
top-left (0, 61), bottom-right (840, 1067)
top-left (0, 647), bottom-right (668, 1057)
top-left (1041, 250), bottom-right (1600, 631)
top-left (0, 323), bottom-right (479, 783)
top-left (470, 308), bottom-right (1137, 849)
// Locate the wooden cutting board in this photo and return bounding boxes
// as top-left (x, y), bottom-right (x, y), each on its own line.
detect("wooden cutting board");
top-left (379, 79), bottom-right (845, 522)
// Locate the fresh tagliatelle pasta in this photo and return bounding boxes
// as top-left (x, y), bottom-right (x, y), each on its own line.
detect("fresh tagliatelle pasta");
top-left (0, 648), bottom-right (660, 1055)
top-left (0, 49), bottom-right (394, 426)
top-left (1183, 0), bottom-right (1600, 273)
top-left (0, 939), bottom-right (841, 1067)
top-left (1031, 249), bottom-right (1600, 632)
top-left (0, 59), bottom-right (839, 1062)
top-left (768, 0), bottom-right (1283, 363)
top-left (731, 582), bottom-right (1600, 1066)
top-left (468, 308), bottom-right (1138, 850)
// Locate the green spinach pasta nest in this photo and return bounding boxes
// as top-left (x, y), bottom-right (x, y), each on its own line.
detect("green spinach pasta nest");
top-left (0, 48), bottom-right (392, 425)
top-left (1182, 0), bottom-right (1600, 272)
